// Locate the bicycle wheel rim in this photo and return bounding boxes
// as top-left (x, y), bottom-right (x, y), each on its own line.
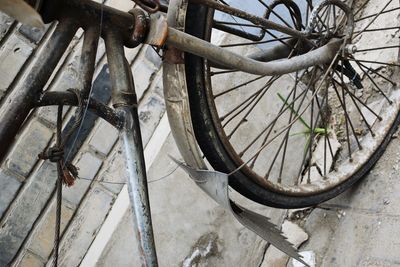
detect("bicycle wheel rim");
top-left (185, 0), bottom-right (400, 203)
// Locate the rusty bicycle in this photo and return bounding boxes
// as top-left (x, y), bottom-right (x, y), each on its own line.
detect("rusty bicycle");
top-left (0, 0), bottom-right (399, 266)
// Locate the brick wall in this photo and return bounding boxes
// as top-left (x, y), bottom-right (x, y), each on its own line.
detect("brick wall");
top-left (0, 1), bottom-right (166, 266)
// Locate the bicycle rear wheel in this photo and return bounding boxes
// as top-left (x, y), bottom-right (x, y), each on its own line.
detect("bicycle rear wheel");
top-left (184, 0), bottom-right (400, 208)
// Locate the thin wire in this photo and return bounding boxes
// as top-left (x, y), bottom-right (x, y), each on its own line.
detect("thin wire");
top-left (63, 2), bottom-right (104, 166)
top-left (52, 105), bottom-right (63, 267)
top-left (217, 0), bottom-right (265, 53)
top-left (77, 165), bottom-right (180, 185)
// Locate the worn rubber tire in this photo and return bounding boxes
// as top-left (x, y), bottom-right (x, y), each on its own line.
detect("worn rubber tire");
top-left (184, 4), bottom-right (400, 208)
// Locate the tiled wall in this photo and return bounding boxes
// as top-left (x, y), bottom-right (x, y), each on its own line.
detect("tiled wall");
top-left (0, 1), bottom-right (165, 265)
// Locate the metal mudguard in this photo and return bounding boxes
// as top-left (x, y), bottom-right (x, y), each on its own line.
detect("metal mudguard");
top-left (162, 1), bottom-right (307, 265)
top-left (162, 0), bottom-right (206, 170)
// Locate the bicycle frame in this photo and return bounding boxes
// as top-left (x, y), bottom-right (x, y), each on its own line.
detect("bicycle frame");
top-left (0, 0), bottom-right (350, 266)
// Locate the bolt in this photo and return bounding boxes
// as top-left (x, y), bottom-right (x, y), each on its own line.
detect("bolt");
top-left (345, 44), bottom-right (358, 54)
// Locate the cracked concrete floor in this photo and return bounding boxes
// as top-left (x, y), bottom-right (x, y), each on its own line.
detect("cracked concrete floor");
top-left (295, 129), bottom-right (400, 267)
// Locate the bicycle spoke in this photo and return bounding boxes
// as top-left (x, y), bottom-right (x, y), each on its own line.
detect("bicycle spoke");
top-left (356, 45), bottom-right (400, 53)
top-left (214, 20), bottom-right (265, 29)
top-left (225, 76), bottom-right (281, 137)
top-left (314, 6), bottom-right (330, 33)
top-left (326, 4), bottom-right (332, 34)
top-left (211, 69), bottom-right (240, 76)
top-left (331, 76), bottom-right (383, 121)
top-left (220, 86), bottom-right (266, 122)
top-left (258, 0), bottom-right (294, 29)
top-left (347, 58), bottom-right (400, 67)
top-left (255, 89), bottom-right (309, 175)
top-left (332, 65), bottom-right (363, 153)
top-left (357, 62), bottom-right (396, 86)
top-left (353, 60), bottom-right (393, 104)
top-left (214, 75), bottom-right (267, 98)
top-left (262, 76), bottom-right (306, 179)
top-left (220, 76), bottom-right (280, 124)
top-left (332, 5), bottom-right (337, 32)
top-left (265, 29), bottom-right (298, 51)
top-left (220, 37), bottom-right (291, 48)
top-left (354, 26), bottom-right (400, 34)
top-left (333, 73), bottom-right (376, 137)
top-left (215, 0), bottom-right (265, 42)
top-left (278, 72), bottom-right (300, 182)
top-left (249, 69), bottom-right (317, 176)
top-left (313, 89), bottom-right (334, 178)
top-left (355, 7), bottom-right (400, 23)
top-left (191, 0), bottom-right (400, 198)
top-left (354, 0), bottom-right (394, 39)
top-left (242, 79), bottom-right (308, 161)
top-left (306, 86), bottom-right (316, 184)
top-left (244, 71), bottom-right (310, 167)
top-left (354, 0), bottom-right (370, 17)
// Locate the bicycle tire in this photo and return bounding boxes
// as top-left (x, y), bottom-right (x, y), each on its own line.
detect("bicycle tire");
top-left (183, 1), bottom-right (400, 208)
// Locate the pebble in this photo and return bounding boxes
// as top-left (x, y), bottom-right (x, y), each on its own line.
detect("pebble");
top-left (289, 251), bottom-right (316, 267)
top-left (337, 210), bottom-right (346, 219)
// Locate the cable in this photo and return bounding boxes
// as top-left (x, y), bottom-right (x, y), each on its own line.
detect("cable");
top-left (77, 164), bottom-right (180, 185)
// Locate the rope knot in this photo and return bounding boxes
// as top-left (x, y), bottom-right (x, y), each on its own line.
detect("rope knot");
top-left (38, 146), bottom-right (64, 162)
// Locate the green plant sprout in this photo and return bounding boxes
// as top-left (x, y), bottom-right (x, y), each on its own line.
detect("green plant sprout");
top-left (277, 93), bottom-right (329, 151)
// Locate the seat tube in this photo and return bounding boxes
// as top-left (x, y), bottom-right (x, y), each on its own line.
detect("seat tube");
top-left (104, 29), bottom-right (159, 267)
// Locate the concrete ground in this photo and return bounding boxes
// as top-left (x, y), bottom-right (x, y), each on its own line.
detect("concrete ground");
top-left (96, 134), bottom-right (287, 267)
top-left (294, 129), bottom-right (400, 267)
top-left (97, 127), bottom-right (400, 267)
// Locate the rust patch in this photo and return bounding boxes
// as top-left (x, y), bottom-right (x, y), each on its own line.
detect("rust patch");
top-left (164, 47), bottom-right (184, 64)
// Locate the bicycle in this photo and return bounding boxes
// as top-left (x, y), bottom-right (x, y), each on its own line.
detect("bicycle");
top-left (0, 0), bottom-right (399, 266)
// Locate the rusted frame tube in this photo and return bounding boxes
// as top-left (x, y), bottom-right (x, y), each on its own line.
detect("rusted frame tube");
top-left (40, 0), bottom-right (138, 48)
top-left (80, 26), bottom-right (100, 98)
top-left (0, 18), bottom-right (78, 162)
top-left (165, 27), bottom-right (343, 76)
top-left (104, 29), bottom-right (158, 267)
top-left (208, 38), bottom-right (304, 70)
top-left (35, 91), bottom-right (123, 128)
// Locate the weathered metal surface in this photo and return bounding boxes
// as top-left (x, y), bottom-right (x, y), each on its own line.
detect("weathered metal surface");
top-left (105, 28), bottom-right (158, 267)
top-left (307, 0), bottom-right (354, 39)
top-left (80, 26), bottom-right (100, 98)
top-left (163, 46), bottom-right (184, 64)
top-left (166, 27), bottom-right (343, 76)
top-left (36, 91), bottom-right (123, 128)
top-left (129, 8), bottom-right (149, 46)
top-left (163, 0), bottom-right (308, 265)
top-left (0, 18), bottom-right (78, 162)
top-left (119, 107), bottom-right (158, 267)
top-left (173, 159), bottom-right (309, 267)
top-left (0, 0), bottom-right (44, 28)
top-left (163, 0), bottom-right (207, 169)
top-left (131, 0), bottom-right (161, 13)
top-left (144, 14), bottom-right (168, 47)
top-left (104, 30), bottom-right (136, 108)
top-left (39, 0), bottom-right (138, 48)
